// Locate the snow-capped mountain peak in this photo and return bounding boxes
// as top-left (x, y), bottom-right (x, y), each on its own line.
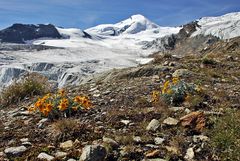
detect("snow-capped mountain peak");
top-left (86, 14), bottom-right (160, 36)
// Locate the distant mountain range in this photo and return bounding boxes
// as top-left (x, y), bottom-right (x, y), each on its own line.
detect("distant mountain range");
top-left (0, 12), bottom-right (240, 45)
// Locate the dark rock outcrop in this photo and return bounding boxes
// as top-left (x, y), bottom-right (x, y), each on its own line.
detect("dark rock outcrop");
top-left (0, 24), bottom-right (62, 43)
top-left (143, 21), bottom-right (219, 55)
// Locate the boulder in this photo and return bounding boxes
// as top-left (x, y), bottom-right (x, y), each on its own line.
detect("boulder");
top-left (146, 119), bottom-right (160, 131)
top-left (60, 140), bottom-right (73, 149)
top-left (4, 146), bottom-right (27, 156)
top-left (163, 117), bottom-right (179, 126)
top-left (79, 144), bottom-right (107, 161)
top-left (37, 152), bottom-right (54, 161)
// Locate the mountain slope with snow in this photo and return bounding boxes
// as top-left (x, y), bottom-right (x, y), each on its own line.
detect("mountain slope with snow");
top-left (192, 12), bottom-right (240, 39)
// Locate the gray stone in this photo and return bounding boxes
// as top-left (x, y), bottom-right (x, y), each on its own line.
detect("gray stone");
top-left (60, 140), bottom-right (73, 149)
top-left (172, 69), bottom-right (190, 78)
top-left (103, 137), bottom-right (119, 148)
top-left (4, 146), bottom-right (27, 156)
top-left (120, 120), bottom-right (131, 125)
top-left (12, 111), bottom-right (32, 117)
top-left (154, 137), bottom-right (165, 145)
top-left (145, 144), bottom-right (159, 148)
top-left (185, 108), bottom-right (191, 114)
top-left (55, 151), bottom-right (67, 158)
top-left (184, 148), bottom-right (194, 161)
top-left (193, 135), bottom-right (209, 143)
top-left (146, 119), bottom-right (160, 131)
top-left (37, 118), bottom-right (48, 128)
top-left (68, 159), bottom-right (77, 161)
top-left (37, 152), bottom-right (54, 161)
top-left (79, 144), bottom-right (107, 161)
top-left (163, 117), bottom-right (179, 126)
top-left (169, 107), bottom-right (185, 112)
top-left (142, 159), bottom-right (167, 161)
top-left (133, 136), bottom-right (142, 143)
top-left (20, 138), bottom-right (29, 142)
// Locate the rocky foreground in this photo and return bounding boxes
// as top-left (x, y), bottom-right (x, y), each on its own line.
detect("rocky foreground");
top-left (0, 38), bottom-right (240, 161)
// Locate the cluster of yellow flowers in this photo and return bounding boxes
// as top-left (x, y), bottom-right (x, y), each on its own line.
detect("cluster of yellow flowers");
top-left (28, 89), bottom-right (92, 117)
top-left (152, 91), bottom-right (160, 103)
top-left (162, 77), bottom-right (179, 94)
top-left (74, 96), bottom-right (92, 110)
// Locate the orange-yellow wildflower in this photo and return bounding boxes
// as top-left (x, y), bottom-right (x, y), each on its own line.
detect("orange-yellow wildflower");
top-left (152, 91), bottom-right (160, 103)
top-left (172, 77), bottom-right (179, 85)
top-left (162, 80), bottom-right (170, 94)
top-left (58, 98), bottom-right (69, 111)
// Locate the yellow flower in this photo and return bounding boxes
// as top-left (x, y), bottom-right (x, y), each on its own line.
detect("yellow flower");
top-left (166, 89), bottom-right (173, 94)
top-left (164, 80), bottom-right (170, 88)
top-left (82, 99), bottom-right (92, 110)
top-left (74, 96), bottom-right (84, 103)
top-left (162, 80), bottom-right (170, 94)
top-left (45, 103), bottom-right (53, 112)
top-left (28, 106), bottom-right (37, 113)
top-left (42, 108), bottom-right (50, 116)
top-left (152, 91), bottom-right (160, 103)
top-left (172, 77), bottom-right (179, 85)
top-left (58, 98), bottom-right (69, 111)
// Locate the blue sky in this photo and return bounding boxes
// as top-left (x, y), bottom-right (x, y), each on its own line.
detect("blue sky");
top-left (0, 0), bottom-right (239, 29)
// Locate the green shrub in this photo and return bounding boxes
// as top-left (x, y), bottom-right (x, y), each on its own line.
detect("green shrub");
top-left (0, 73), bottom-right (51, 107)
top-left (202, 57), bottom-right (217, 65)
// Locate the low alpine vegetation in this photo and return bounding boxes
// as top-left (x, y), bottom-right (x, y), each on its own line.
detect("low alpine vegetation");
top-left (152, 77), bottom-right (203, 106)
top-left (0, 73), bottom-right (50, 107)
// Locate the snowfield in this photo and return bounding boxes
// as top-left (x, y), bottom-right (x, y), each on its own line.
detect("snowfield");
top-left (0, 12), bottom-right (240, 90)
top-left (192, 12), bottom-right (240, 39)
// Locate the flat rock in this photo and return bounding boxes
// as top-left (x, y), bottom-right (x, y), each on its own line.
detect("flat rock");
top-left (37, 152), bottom-right (54, 161)
top-left (146, 119), bottom-right (160, 131)
top-left (169, 107), bottom-right (185, 112)
top-left (68, 159), bottom-right (77, 161)
top-left (55, 151), bottom-right (67, 158)
top-left (79, 144), bottom-right (107, 161)
top-left (163, 117), bottom-right (179, 126)
top-left (143, 159), bottom-right (166, 161)
top-left (37, 118), bottom-right (48, 128)
top-left (172, 69), bottom-right (191, 78)
top-left (20, 138), bottom-right (29, 142)
top-left (4, 146), bottom-right (27, 156)
top-left (120, 120), bottom-right (131, 125)
top-left (193, 135), bottom-right (209, 143)
top-left (60, 140), bottom-right (73, 149)
top-left (133, 136), bottom-right (142, 143)
top-left (103, 137), bottom-right (119, 148)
